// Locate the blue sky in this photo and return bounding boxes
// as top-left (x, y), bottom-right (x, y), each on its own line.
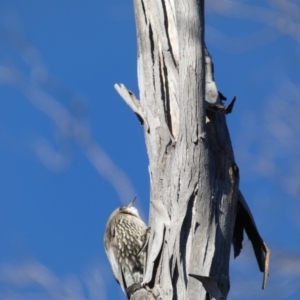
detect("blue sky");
top-left (0, 1), bottom-right (299, 299)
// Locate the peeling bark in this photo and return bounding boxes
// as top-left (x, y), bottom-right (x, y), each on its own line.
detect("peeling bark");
top-left (115, 0), bottom-right (269, 299)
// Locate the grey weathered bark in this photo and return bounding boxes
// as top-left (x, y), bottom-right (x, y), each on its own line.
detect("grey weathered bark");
top-left (115, 0), bottom-right (269, 299)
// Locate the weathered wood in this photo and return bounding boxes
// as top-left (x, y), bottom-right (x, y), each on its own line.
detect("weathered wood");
top-left (131, 0), bottom-right (237, 299)
top-left (115, 0), bottom-right (269, 298)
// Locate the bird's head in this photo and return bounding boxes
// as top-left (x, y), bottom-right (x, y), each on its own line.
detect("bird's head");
top-left (118, 197), bottom-right (140, 217)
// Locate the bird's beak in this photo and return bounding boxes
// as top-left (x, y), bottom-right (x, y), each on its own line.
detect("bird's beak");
top-left (127, 197), bottom-right (137, 208)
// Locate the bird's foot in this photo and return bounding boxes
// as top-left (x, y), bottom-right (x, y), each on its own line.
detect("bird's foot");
top-left (126, 282), bottom-right (143, 297)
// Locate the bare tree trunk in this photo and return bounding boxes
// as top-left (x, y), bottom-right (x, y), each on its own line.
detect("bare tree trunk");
top-left (115, 0), bottom-right (269, 299)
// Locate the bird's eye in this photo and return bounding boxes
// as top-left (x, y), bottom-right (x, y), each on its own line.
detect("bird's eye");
top-left (119, 206), bottom-right (126, 211)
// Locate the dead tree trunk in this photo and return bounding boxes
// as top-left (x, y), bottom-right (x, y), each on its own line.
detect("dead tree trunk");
top-left (115, 0), bottom-right (269, 299)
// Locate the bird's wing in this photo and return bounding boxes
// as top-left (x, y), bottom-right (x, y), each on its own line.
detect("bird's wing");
top-left (106, 246), bottom-right (127, 294)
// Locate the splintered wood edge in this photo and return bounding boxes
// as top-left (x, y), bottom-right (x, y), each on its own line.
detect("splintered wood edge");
top-left (114, 83), bottom-right (141, 115)
top-left (114, 83), bottom-right (149, 131)
top-left (262, 242), bottom-right (271, 289)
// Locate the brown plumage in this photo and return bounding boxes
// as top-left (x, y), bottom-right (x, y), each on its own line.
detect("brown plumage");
top-left (104, 198), bottom-right (147, 298)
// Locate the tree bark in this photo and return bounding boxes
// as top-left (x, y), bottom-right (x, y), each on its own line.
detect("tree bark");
top-left (132, 1), bottom-right (234, 298)
top-left (115, 0), bottom-right (269, 299)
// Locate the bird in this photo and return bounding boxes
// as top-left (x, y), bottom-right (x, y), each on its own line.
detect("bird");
top-left (104, 198), bottom-right (147, 298)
